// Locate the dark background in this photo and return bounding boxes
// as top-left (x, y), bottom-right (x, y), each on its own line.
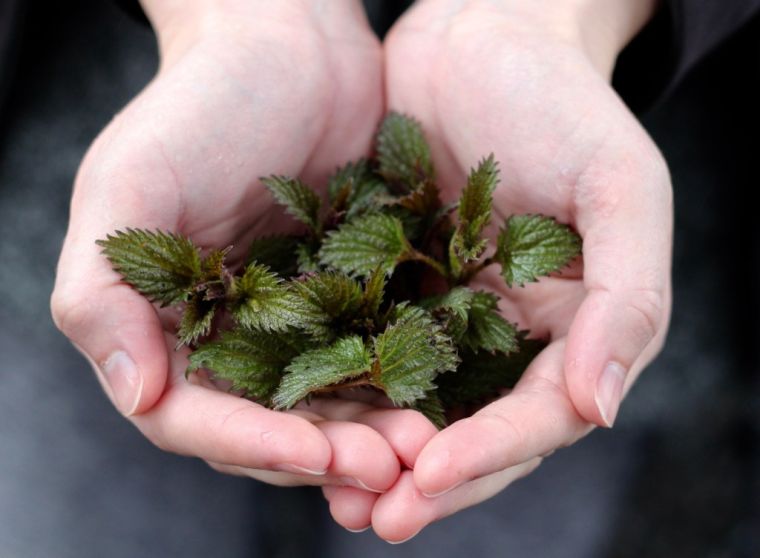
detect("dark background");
top-left (0, 1), bottom-right (758, 556)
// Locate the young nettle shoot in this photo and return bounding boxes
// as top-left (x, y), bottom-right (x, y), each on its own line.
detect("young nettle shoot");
top-left (97, 113), bottom-right (581, 427)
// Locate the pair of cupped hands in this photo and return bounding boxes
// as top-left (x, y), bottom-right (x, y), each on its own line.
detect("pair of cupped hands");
top-left (51, 0), bottom-right (672, 543)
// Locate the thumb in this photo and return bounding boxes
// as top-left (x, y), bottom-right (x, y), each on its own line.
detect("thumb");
top-left (51, 166), bottom-right (177, 416)
top-left (565, 154), bottom-right (672, 427)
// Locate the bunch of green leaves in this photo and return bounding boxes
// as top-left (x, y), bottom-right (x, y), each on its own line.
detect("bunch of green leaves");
top-left (97, 112), bottom-right (581, 427)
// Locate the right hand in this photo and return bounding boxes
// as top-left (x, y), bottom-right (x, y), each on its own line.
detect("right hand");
top-left (323, 0), bottom-right (673, 540)
top-left (50, 0), bottom-right (431, 492)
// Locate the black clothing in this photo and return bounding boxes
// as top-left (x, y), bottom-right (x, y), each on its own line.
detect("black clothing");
top-left (615, 0), bottom-right (760, 109)
top-left (2, 0), bottom-right (760, 113)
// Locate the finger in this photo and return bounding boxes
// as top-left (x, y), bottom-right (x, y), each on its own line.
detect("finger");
top-left (315, 420), bottom-right (401, 493)
top-left (204, 416), bottom-right (404, 493)
top-left (413, 341), bottom-right (588, 497)
top-left (373, 459), bottom-right (540, 544)
top-left (303, 398), bottom-right (439, 469)
top-left (566, 153), bottom-right (672, 426)
top-left (131, 334), bottom-right (333, 474)
top-left (353, 409), bottom-right (438, 469)
top-left (206, 462), bottom-right (325, 487)
top-left (322, 486), bottom-right (377, 532)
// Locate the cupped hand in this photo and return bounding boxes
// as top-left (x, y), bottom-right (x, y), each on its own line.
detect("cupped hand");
top-left (50, 0), bottom-right (419, 491)
top-left (325, 0), bottom-right (673, 541)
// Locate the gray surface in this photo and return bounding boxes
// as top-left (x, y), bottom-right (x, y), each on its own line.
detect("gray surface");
top-left (0, 1), bottom-right (757, 557)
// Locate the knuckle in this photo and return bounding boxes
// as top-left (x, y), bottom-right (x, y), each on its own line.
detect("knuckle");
top-left (626, 287), bottom-right (666, 346)
top-left (50, 286), bottom-right (90, 339)
top-left (474, 412), bottom-right (527, 452)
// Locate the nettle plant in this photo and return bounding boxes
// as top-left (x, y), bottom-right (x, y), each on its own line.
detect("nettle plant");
top-left (98, 113), bottom-right (581, 427)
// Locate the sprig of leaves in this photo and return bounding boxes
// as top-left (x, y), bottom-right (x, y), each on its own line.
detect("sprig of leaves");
top-left (97, 112), bottom-right (583, 427)
top-left (449, 155), bottom-right (499, 275)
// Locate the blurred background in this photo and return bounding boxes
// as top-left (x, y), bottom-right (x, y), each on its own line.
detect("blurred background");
top-left (0, 1), bottom-right (758, 556)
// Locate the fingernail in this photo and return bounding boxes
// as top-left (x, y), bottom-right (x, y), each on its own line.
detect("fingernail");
top-left (346, 526), bottom-right (370, 533)
top-left (388, 529), bottom-right (421, 545)
top-left (595, 361), bottom-right (627, 427)
top-left (421, 478), bottom-right (466, 498)
top-left (339, 476), bottom-right (385, 493)
top-left (275, 463), bottom-right (327, 476)
top-left (101, 351), bottom-right (143, 416)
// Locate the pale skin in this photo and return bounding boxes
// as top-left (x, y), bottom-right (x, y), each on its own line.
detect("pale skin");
top-left (51, 0), bottom-right (672, 544)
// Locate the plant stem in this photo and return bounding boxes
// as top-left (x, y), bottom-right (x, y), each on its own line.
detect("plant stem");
top-left (311, 378), bottom-right (373, 395)
top-left (459, 256), bottom-right (496, 284)
top-left (405, 249), bottom-right (448, 278)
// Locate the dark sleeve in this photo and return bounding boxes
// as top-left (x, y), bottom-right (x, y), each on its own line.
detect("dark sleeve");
top-left (613, 0), bottom-right (760, 111)
top-left (0, 0), bottom-right (22, 115)
top-left (112, 0), bottom-right (150, 25)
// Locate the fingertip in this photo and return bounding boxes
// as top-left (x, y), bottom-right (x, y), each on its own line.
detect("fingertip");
top-left (269, 416), bottom-right (333, 473)
top-left (412, 423), bottom-right (470, 496)
top-left (317, 421), bottom-right (400, 492)
top-left (323, 486), bottom-right (376, 533)
top-left (356, 408), bottom-right (439, 469)
top-left (372, 471), bottom-right (432, 543)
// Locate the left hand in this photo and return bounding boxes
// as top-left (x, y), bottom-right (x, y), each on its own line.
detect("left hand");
top-left (323, 0), bottom-right (672, 541)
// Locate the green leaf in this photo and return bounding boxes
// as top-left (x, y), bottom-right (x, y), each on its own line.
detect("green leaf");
top-left (188, 328), bottom-right (306, 402)
top-left (437, 335), bottom-right (547, 407)
top-left (450, 155), bottom-right (499, 264)
top-left (177, 294), bottom-right (217, 346)
top-left (262, 175), bottom-right (322, 231)
top-left (371, 305), bottom-right (458, 405)
top-left (247, 235), bottom-right (301, 277)
top-left (288, 272), bottom-right (363, 341)
top-left (328, 159), bottom-right (388, 219)
top-left (273, 336), bottom-right (372, 410)
top-left (495, 215), bottom-right (582, 287)
top-left (376, 112), bottom-right (433, 192)
top-left (229, 263), bottom-right (303, 332)
top-left (408, 392), bottom-right (447, 430)
top-left (318, 213), bottom-right (411, 277)
top-left (97, 228), bottom-right (201, 306)
top-left (420, 286), bottom-right (475, 341)
top-left (460, 291), bottom-right (518, 354)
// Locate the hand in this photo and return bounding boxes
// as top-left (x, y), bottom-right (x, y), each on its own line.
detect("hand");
top-left (50, 0), bottom-right (418, 491)
top-left (323, 0), bottom-right (672, 541)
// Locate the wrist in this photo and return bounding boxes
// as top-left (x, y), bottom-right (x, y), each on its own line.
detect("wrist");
top-left (568, 0), bottom-right (660, 78)
top-left (139, 0), bottom-right (370, 69)
top-left (423, 0), bottom-right (659, 80)
top-left (490, 0), bottom-right (660, 78)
